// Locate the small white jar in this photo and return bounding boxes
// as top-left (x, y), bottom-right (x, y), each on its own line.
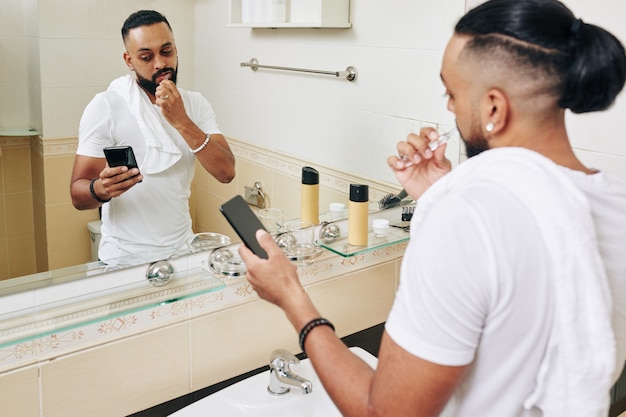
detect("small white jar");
top-left (329, 202), bottom-right (347, 221)
top-left (372, 218), bottom-right (390, 237)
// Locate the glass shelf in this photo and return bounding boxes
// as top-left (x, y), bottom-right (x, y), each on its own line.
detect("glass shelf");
top-left (318, 227), bottom-right (409, 257)
top-left (0, 268), bottom-right (225, 349)
top-left (0, 127), bottom-right (39, 136)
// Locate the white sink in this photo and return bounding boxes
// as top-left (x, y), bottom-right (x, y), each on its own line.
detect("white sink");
top-left (170, 347), bottom-right (378, 417)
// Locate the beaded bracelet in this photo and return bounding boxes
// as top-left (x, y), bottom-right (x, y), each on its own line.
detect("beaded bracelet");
top-left (89, 178), bottom-right (111, 204)
top-left (299, 318), bottom-right (335, 353)
top-left (190, 134), bottom-right (210, 154)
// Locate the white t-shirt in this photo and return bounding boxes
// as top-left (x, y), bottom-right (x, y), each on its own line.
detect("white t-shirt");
top-left (386, 165), bottom-right (626, 416)
top-left (77, 86), bottom-right (222, 263)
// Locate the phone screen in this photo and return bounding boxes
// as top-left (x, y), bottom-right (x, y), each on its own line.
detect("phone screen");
top-left (103, 146), bottom-right (139, 170)
top-left (220, 195), bottom-right (268, 259)
top-left (103, 146), bottom-right (140, 181)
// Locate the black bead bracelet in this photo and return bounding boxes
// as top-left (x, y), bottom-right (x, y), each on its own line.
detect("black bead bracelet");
top-left (299, 318), bottom-right (335, 353)
top-left (89, 178), bottom-right (111, 204)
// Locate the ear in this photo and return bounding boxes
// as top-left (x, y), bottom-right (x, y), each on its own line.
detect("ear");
top-left (123, 51), bottom-right (134, 71)
top-left (481, 88), bottom-right (509, 137)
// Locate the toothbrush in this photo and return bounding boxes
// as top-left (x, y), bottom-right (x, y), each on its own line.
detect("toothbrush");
top-left (398, 127), bottom-right (458, 168)
top-left (428, 127), bottom-right (458, 151)
top-left (378, 189), bottom-right (410, 210)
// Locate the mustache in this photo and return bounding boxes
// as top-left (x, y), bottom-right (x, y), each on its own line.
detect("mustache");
top-left (153, 68), bottom-right (176, 82)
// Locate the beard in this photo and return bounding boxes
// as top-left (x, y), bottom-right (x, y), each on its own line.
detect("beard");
top-left (461, 112), bottom-right (491, 158)
top-left (464, 138), bottom-right (490, 158)
top-left (136, 66), bottom-right (178, 96)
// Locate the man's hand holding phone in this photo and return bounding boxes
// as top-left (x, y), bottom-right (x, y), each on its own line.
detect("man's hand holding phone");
top-left (101, 146), bottom-right (143, 198)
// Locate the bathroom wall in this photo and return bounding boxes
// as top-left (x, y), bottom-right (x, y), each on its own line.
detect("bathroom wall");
top-left (0, 0), bottom-right (31, 130)
top-left (2, 0), bottom-right (625, 276)
top-left (0, 137), bottom-right (36, 280)
top-left (194, 0), bottom-right (626, 184)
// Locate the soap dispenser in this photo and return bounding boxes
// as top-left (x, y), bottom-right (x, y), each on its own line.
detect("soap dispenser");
top-left (348, 184), bottom-right (369, 246)
top-left (301, 166), bottom-right (320, 225)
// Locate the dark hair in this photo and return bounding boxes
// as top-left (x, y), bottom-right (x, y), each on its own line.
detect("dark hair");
top-left (455, 0), bottom-right (625, 113)
top-left (122, 10), bottom-right (173, 43)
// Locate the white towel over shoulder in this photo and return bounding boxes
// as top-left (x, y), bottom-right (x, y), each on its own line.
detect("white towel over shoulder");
top-left (414, 147), bottom-right (615, 417)
top-left (108, 74), bottom-right (182, 174)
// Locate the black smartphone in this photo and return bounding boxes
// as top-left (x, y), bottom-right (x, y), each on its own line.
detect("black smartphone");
top-left (103, 146), bottom-right (140, 179)
top-left (220, 195), bottom-right (268, 259)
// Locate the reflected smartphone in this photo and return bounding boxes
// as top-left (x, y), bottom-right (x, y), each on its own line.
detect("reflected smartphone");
top-left (103, 146), bottom-right (140, 180)
top-left (220, 195), bottom-right (268, 259)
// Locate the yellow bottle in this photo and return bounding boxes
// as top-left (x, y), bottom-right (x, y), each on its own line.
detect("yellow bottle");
top-left (348, 184), bottom-right (369, 246)
top-left (300, 166), bottom-right (320, 225)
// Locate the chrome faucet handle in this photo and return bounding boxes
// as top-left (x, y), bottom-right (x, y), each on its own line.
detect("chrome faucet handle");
top-left (270, 348), bottom-right (299, 366)
top-left (268, 349), bottom-right (313, 395)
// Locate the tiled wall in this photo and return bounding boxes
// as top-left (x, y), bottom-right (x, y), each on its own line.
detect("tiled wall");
top-left (0, 137), bottom-right (36, 280)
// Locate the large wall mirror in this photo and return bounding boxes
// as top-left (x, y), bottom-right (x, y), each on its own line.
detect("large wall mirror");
top-left (1, 0), bottom-right (625, 292)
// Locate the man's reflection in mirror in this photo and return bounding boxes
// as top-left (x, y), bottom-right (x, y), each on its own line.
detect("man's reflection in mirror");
top-left (70, 10), bottom-right (235, 265)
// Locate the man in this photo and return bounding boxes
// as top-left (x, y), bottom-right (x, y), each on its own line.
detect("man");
top-left (70, 10), bottom-right (235, 263)
top-left (238, 1), bottom-right (626, 416)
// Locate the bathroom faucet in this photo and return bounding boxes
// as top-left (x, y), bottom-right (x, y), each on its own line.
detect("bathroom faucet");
top-left (267, 349), bottom-right (313, 395)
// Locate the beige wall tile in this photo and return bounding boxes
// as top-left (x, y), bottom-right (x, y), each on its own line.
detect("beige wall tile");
top-left (44, 154), bottom-right (74, 206)
top-left (7, 236), bottom-right (37, 278)
top-left (270, 169), bottom-right (301, 220)
top-left (190, 298), bottom-right (300, 390)
top-left (192, 187), bottom-right (236, 239)
top-left (0, 365), bottom-right (40, 417)
top-left (33, 196), bottom-right (48, 272)
top-left (41, 323), bottom-right (191, 417)
top-left (0, 194), bottom-right (5, 239)
top-left (45, 203), bottom-right (98, 270)
top-left (30, 144), bottom-right (45, 203)
top-left (307, 261), bottom-right (397, 338)
top-left (3, 145), bottom-right (32, 194)
top-left (0, 150), bottom-right (4, 195)
top-left (0, 238), bottom-right (9, 280)
top-left (5, 191), bottom-right (34, 239)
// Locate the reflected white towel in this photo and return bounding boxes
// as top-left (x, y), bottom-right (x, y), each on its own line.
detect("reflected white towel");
top-left (108, 74), bottom-right (181, 174)
top-left (414, 147), bottom-right (615, 417)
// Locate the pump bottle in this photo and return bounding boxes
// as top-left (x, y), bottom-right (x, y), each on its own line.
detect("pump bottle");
top-left (300, 166), bottom-right (320, 225)
top-left (348, 184), bottom-right (369, 246)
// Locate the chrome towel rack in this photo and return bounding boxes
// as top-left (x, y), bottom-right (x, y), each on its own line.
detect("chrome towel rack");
top-left (240, 58), bottom-right (358, 82)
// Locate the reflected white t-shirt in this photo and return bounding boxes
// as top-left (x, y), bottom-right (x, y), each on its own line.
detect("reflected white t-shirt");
top-left (77, 87), bottom-right (222, 262)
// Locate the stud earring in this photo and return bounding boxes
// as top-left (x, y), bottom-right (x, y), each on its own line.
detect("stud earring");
top-left (485, 122), bottom-right (495, 132)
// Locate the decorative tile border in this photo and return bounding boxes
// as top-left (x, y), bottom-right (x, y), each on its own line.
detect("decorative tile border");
top-left (33, 136), bottom-right (78, 157)
top-left (13, 135), bottom-right (401, 197)
top-left (0, 136), bottom-right (31, 148)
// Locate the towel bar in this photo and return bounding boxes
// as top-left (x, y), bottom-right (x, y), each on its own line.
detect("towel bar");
top-left (240, 58), bottom-right (358, 81)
